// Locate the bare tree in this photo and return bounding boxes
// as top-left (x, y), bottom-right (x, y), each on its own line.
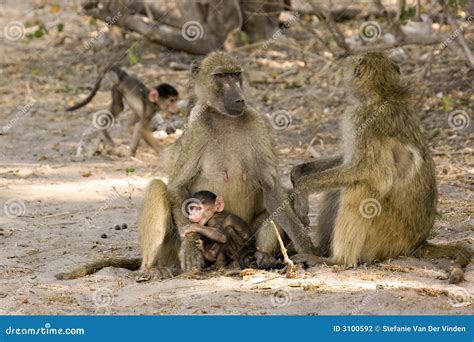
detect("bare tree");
top-left (80, 0), bottom-right (287, 54)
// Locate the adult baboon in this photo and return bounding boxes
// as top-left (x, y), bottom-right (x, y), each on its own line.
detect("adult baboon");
top-left (56, 51), bottom-right (315, 280)
top-left (139, 52), bottom-right (316, 277)
top-left (291, 52), bottom-right (470, 283)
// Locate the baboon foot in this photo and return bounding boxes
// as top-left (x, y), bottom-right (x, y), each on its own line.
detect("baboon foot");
top-left (292, 253), bottom-right (335, 267)
top-left (135, 267), bottom-right (174, 282)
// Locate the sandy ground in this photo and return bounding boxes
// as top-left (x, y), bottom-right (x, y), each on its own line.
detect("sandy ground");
top-left (0, 1), bottom-right (472, 315)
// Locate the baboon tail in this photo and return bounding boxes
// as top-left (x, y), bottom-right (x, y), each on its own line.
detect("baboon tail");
top-left (65, 76), bottom-right (103, 111)
top-left (55, 257), bottom-right (142, 280)
top-left (413, 242), bottom-right (471, 284)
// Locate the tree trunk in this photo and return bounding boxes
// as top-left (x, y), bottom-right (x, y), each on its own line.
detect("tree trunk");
top-left (80, 0), bottom-right (286, 54)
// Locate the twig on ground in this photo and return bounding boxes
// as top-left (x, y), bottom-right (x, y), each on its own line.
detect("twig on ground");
top-left (270, 220), bottom-right (296, 277)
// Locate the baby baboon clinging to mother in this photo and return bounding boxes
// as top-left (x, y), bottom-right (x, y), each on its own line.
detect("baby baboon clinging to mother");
top-left (180, 191), bottom-right (284, 269)
top-left (291, 52), bottom-right (470, 283)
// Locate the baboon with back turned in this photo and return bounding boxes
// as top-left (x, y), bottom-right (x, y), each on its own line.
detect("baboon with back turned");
top-left (291, 52), bottom-right (470, 283)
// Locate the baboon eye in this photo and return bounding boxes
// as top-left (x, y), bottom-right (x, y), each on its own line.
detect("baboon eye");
top-left (233, 72), bottom-right (241, 77)
top-left (214, 73), bottom-right (225, 77)
top-left (394, 64), bottom-right (401, 74)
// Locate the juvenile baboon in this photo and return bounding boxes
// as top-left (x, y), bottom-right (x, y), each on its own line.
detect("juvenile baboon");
top-left (66, 65), bottom-right (179, 156)
top-left (291, 52), bottom-right (470, 283)
top-left (55, 52), bottom-right (315, 280)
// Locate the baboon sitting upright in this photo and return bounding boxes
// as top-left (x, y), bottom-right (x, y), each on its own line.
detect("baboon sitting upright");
top-left (291, 52), bottom-right (470, 283)
top-left (56, 52), bottom-right (315, 280)
top-left (138, 52), bottom-right (316, 277)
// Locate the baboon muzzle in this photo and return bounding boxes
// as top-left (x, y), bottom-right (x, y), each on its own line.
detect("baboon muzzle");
top-left (223, 85), bottom-right (245, 116)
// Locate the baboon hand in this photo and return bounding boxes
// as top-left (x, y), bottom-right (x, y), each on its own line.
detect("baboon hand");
top-left (293, 190), bottom-right (310, 227)
top-left (179, 234), bottom-right (204, 272)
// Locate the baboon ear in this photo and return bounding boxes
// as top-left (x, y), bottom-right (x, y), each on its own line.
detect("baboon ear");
top-left (148, 89), bottom-right (159, 103)
top-left (190, 60), bottom-right (201, 76)
top-left (214, 196), bottom-right (225, 212)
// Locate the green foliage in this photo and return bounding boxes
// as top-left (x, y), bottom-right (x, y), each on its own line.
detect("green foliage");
top-left (31, 66), bottom-right (43, 75)
top-left (442, 96), bottom-right (451, 112)
top-left (26, 25), bottom-right (47, 39)
top-left (449, 0), bottom-right (469, 15)
top-left (127, 50), bottom-right (138, 66)
top-left (125, 167), bottom-right (136, 174)
top-left (57, 23), bottom-right (64, 32)
top-left (63, 83), bottom-right (79, 95)
top-left (239, 31), bottom-right (249, 45)
top-left (400, 5), bottom-right (416, 20)
top-left (431, 128), bottom-right (441, 138)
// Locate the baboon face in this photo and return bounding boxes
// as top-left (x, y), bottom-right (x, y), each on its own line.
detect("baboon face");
top-left (351, 52), bottom-right (401, 97)
top-left (193, 52), bottom-right (246, 117)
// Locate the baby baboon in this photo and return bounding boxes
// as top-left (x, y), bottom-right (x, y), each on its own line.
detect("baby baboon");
top-left (67, 65), bottom-right (179, 156)
top-left (181, 190), bottom-right (253, 267)
top-left (291, 52), bottom-right (470, 283)
top-left (181, 191), bottom-right (284, 269)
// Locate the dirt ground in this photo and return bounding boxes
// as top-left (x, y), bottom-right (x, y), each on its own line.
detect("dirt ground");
top-left (0, 2), bottom-right (472, 315)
